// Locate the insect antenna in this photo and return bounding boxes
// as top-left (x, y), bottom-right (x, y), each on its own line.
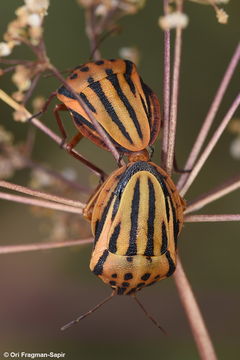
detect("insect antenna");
top-left (132, 294), bottom-right (167, 335)
top-left (61, 290), bottom-right (116, 331)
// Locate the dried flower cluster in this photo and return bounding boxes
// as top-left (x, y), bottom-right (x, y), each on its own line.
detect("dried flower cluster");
top-left (0, 0), bottom-right (49, 56)
top-left (0, 0), bottom-right (50, 110)
top-left (78, 0), bottom-right (146, 16)
top-left (158, 0), bottom-right (230, 30)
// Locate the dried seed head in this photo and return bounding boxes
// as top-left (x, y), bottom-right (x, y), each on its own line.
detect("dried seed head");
top-left (119, 47), bottom-right (140, 64)
top-left (159, 12), bottom-right (189, 30)
top-left (0, 126), bottom-right (13, 145)
top-left (228, 119), bottom-right (240, 135)
top-left (230, 137), bottom-right (240, 160)
top-left (32, 96), bottom-right (45, 113)
top-left (24, 0), bottom-right (49, 15)
top-left (0, 156), bottom-right (15, 179)
top-left (12, 65), bottom-right (32, 92)
top-left (188, 0), bottom-right (229, 24)
top-left (0, 42), bottom-right (12, 57)
top-left (216, 8), bottom-right (228, 24)
top-left (27, 13), bottom-right (42, 27)
top-left (12, 107), bottom-right (29, 122)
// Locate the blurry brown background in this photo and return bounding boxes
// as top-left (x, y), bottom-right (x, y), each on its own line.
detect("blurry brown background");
top-left (0, 1), bottom-right (240, 359)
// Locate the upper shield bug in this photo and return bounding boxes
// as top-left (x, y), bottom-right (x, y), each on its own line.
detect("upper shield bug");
top-left (56, 59), bottom-right (161, 154)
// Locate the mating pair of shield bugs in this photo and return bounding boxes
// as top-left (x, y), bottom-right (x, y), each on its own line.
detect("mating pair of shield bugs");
top-left (40, 59), bottom-right (185, 329)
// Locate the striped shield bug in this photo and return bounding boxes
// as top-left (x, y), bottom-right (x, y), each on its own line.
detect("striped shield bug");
top-left (86, 157), bottom-right (185, 295)
top-left (56, 59), bottom-right (161, 154)
top-left (61, 151), bottom-right (185, 331)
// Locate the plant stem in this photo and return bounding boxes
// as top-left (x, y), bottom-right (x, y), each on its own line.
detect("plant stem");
top-left (0, 192), bottom-right (83, 214)
top-left (161, 0), bottom-right (171, 169)
top-left (185, 175), bottom-right (240, 214)
top-left (179, 93), bottom-right (240, 196)
top-left (165, 0), bottom-right (183, 175)
top-left (177, 43), bottom-right (240, 190)
top-left (185, 214), bottom-right (240, 222)
top-left (0, 180), bottom-right (85, 208)
top-left (174, 257), bottom-right (218, 360)
top-left (0, 238), bottom-right (93, 255)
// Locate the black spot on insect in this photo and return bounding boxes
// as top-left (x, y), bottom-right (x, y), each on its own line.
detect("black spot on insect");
top-left (154, 274), bottom-right (161, 279)
top-left (124, 273), bottom-right (133, 280)
top-left (80, 66), bottom-right (89, 72)
top-left (69, 73), bottom-right (78, 80)
top-left (110, 59), bottom-right (116, 62)
top-left (141, 273), bottom-right (151, 281)
top-left (122, 282), bottom-right (130, 287)
top-left (137, 282), bottom-right (145, 288)
top-left (127, 256), bottom-right (133, 262)
top-left (111, 273), bottom-right (117, 278)
top-left (146, 256), bottom-right (152, 263)
top-left (117, 287), bottom-right (126, 295)
top-left (87, 76), bottom-right (95, 84)
top-left (109, 280), bottom-right (116, 286)
top-left (95, 60), bottom-right (104, 65)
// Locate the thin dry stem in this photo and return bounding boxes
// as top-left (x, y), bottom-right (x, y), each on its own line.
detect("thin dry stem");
top-left (161, 0), bottom-right (171, 168)
top-left (185, 175), bottom-right (240, 214)
top-left (178, 43), bottom-right (240, 190)
top-left (0, 238), bottom-right (93, 255)
top-left (0, 192), bottom-right (83, 214)
top-left (0, 180), bottom-right (85, 208)
top-left (174, 257), bottom-right (218, 360)
top-left (165, 0), bottom-right (183, 175)
top-left (185, 214), bottom-right (240, 222)
top-left (180, 93), bottom-right (240, 196)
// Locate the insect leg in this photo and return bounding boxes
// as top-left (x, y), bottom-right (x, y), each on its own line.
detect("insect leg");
top-left (132, 294), bottom-right (167, 334)
top-left (61, 291), bottom-right (116, 331)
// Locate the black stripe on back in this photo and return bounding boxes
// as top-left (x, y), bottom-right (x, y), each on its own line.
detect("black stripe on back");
top-left (94, 193), bottom-right (114, 246)
top-left (124, 60), bottom-right (134, 75)
top-left (71, 109), bottom-right (95, 130)
top-left (140, 80), bottom-right (152, 123)
top-left (106, 73), bottom-right (143, 140)
top-left (126, 178), bottom-right (140, 256)
top-left (93, 250), bottom-right (109, 275)
top-left (88, 80), bottom-right (133, 144)
top-left (58, 85), bottom-right (76, 99)
top-left (144, 178), bottom-right (155, 256)
top-left (161, 221), bottom-right (168, 254)
top-left (80, 92), bottom-right (96, 113)
top-left (124, 74), bottom-right (136, 96)
top-left (124, 60), bottom-right (136, 95)
top-left (165, 250), bottom-right (176, 277)
top-left (108, 223), bottom-right (121, 253)
top-left (140, 94), bottom-right (149, 118)
top-left (165, 196), bottom-right (170, 222)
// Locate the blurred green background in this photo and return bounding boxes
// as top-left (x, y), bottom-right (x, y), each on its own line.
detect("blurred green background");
top-left (0, 1), bottom-right (240, 359)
